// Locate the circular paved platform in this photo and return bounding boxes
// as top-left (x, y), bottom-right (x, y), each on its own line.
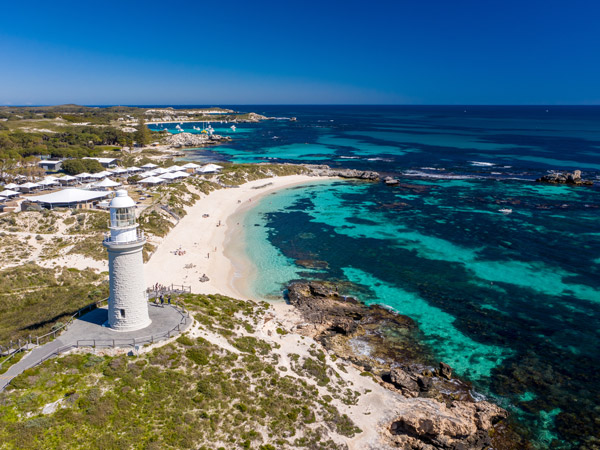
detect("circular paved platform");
top-left (65, 303), bottom-right (190, 346)
top-left (0, 303), bottom-right (192, 391)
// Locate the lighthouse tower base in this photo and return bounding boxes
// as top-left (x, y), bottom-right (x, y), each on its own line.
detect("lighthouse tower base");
top-left (105, 240), bottom-right (151, 332)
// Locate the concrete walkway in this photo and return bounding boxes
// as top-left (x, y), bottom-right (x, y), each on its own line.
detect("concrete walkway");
top-left (0, 304), bottom-right (190, 391)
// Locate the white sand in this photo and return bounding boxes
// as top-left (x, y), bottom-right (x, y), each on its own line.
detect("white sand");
top-left (143, 174), bottom-right (404, 448)
top-left (144, 175), bottom-right (329, 299)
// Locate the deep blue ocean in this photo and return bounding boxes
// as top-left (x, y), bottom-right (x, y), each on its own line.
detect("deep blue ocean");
top-left (151, 106), bottom-right (600, 448)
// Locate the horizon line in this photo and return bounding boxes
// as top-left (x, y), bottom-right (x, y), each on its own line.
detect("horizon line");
top-left (3, 103), bottom-right (600, 108)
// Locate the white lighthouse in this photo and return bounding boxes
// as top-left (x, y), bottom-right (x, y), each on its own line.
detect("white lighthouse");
top-left (103, 190), bottom-right (151, 331)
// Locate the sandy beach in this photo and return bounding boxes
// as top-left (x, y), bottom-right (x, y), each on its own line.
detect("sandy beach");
top-left (144, 174), bottom-right (331, 300)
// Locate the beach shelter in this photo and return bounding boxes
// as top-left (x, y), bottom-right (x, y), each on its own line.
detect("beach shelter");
top-left (58, 175), bottom-right (77, 184)
top-left (0, 195), bottom-right (6, 202)
top-left (139, 176), bottom-right (165, 185)
top-left (158, 173), bottom-right (178, 181)
top-left (182, 162), bottom-right (201, 169)
top-left (0, 189), bottom-right (19, 198)
top-left (38, 179), bottom-right (59, 189)
top-left (198, 164), bottom-right (223, 173)
top-left (4, 183), bottom-right (19, 190)
top-left (43, 176), bottom-right (59, 182)
top-left (93, 178), bottom-right (122, 188)
top-left (141, 170), bottom-right (157, 177)
top-left (109, 167), bottom-right (128, 175)
top-left (127, 166), bottom-right (143, 173)
top-left (166, 165), bottom-right (185, 172)
top-left (27, 188), bottom-right (112, 209)
top-left (141, 163), bottom-right (158, 169)
top-left (75, 172), bottom-right (92, 180)
top-left (18, 182), bottom-right (41, 192)
top-left (153, 167), bottom-right (169, 175)
top-left (172, 171), bottom-right (190, 178)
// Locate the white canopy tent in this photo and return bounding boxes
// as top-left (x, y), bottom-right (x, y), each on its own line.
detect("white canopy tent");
top-left (18, 182), bottom-right (41, 192)
top-left (198, 164), bottom-right (223, 173)
top-left (181, 162), bottom-right (201, 169)
top-left (27, 188), bottom-right (112, 209)
top-left (3, 183), bottom-right (19, 190)
top-left (139, 176), bottom-right (165, 185)
top-left (141, 163), bottom-right (158, 169)
top-left (58, 175), bottom-right (77, 184)
top-left (172, 171), bottom-right (190, 178)
top-left (153, 167), bottom-right (169, 175)
top-left (109, 167), bottom-right (128, 175)
top-left (38, 179), bottom-right (59, 188)
top-left (0, 189), bottom-right (19, 198)
top-left (127, 166), bottom-right (143, 173)
top-left (158, 173), bottom-right (179, 181)
top-left (93, 178), bottom-right (122, 188)
top-left (43, 176), bottom-right (59, 182)
top-left (75, 172), bottom-right (92, 180)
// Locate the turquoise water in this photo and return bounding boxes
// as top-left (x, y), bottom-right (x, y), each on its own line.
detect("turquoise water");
top-left (163, 106), bottom-right (600, 447)
top-left (243, 177), bottom-right (599, 447)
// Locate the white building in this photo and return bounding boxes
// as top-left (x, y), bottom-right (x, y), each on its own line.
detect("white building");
top-left (103, 190), bottom-right (151, 331)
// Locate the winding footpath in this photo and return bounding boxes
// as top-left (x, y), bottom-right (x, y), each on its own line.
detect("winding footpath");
top-left (0, 304), bottom-right (190, 391)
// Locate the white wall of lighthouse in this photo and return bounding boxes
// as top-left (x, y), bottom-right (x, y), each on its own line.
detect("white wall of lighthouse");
top-left (103, 190), bottom-right (151, 332)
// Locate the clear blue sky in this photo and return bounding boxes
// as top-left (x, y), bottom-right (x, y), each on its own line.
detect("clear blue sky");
top-left (1, 0), bottom-right (599, 105)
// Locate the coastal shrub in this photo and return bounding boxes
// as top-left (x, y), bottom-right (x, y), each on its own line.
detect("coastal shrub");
top-left (186, 347), bottom-right (210, 365)
top-left (176, 335), bottom-right (194, 346)
top-left (0, 265), bottom-right (108, 344)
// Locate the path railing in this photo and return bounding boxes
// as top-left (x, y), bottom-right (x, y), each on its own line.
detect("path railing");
top-left (1, 301), bottom-right (192, 389)
top-left (73, 302), bottom-right (189, 350)
top-left (0, 298), bottom-right (109, 365)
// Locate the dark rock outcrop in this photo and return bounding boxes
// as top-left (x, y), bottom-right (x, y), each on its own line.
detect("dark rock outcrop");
top-left (536, 170), bottom-right (594, 186)
top-left (287, 280), bottom-right (526, 449)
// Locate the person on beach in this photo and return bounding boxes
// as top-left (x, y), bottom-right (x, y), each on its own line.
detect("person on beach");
top-left (160, 294), bottom-right (164, 307)
top-left (167, 294), bottom-right (171, 305)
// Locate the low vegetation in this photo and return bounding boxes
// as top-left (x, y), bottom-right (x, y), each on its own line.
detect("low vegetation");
top-left (0, 293), bottom-right (362, 449)
top-left (0, 264), bottom-right (108, 344)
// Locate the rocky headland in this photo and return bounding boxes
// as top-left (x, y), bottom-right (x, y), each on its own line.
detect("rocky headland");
top-left (287, 281), bottom-right (527, 449)
top-left (163, 132), bottom-right (232, 148)
top-left (304, 164), bottom-right (380, 181)
top-left (536, 169), bottom-right (594, 185)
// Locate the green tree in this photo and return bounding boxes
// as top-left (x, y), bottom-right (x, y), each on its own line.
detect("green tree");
top-left (62, 158), bottom-right (104, 175)
top-left (135, 117), bottom-right (150, 147)
top-left (62, 159), bottom-right (86, 175)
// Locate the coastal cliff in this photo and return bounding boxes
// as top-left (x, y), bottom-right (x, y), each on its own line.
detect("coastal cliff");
top-left (287, 281), bottom-right (526, 450)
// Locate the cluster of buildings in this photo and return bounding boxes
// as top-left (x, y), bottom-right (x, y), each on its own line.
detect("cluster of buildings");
top-left (0, 162), bottom-right (223, 212)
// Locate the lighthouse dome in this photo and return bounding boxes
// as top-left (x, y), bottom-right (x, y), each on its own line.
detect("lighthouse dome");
top-left (109, 190), bottom-right (135, 208)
